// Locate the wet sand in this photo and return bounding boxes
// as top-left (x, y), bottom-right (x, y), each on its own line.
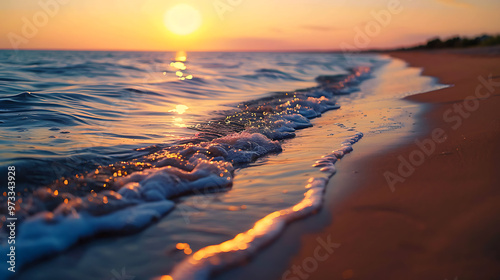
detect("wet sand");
top-left (285, 51), bottom-right (500, 279)
top-left (217, 50), bottom-right (500, 280)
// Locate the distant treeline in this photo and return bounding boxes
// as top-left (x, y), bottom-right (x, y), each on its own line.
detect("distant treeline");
top-left (401, 34), bottom-right (500, 50)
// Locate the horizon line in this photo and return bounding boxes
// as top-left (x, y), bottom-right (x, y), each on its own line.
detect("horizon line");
top-left (0, 47), bottom-right (403, 53)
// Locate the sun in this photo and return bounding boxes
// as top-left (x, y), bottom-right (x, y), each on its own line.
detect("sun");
top-left (164, 4), bottom-right (202, 36)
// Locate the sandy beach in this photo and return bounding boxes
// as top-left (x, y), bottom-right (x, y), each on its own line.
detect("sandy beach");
top-left (287, 51), bottom-right (500, 279)
top-left (215, 50), bottom-right (500, 280)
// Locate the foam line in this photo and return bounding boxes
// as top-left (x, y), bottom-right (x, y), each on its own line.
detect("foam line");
top-left (167, 132), bottom-right (363, 280)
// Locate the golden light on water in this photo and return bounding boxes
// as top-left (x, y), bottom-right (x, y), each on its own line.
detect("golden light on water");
top-left (173, 117), bottom-right (187, 128)
top-left (170, 51), bottom-right (194, 80)
top-left (169, 105), bottom-right (189, 114)
top-left (175, 51), bottom-right (187, 62)
top-left (156, 179), bottom-right (328, 280)
top-left (164, 4), bottom-right (202, 35)
top-left (170, 62), bottom-right (186, 70)
top-left (183, 184), bottom-right (319, 262)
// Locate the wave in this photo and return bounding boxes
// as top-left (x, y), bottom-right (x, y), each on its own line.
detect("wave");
top-left (243, 68), bottom-right (304, 81)
top-left (21, 62), bottom-right (142, 77)
top-left (0, 66), bottom-right (371, 279)
top-left (199, 62), bottom-right (243, 69)
top-left (0, 91), bottom-right (90, 127)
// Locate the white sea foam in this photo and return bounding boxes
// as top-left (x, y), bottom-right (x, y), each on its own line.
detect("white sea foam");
top-left (167, 132), bottom-right (363, 280)
top-left (0, 200), bottom-right (174, 280)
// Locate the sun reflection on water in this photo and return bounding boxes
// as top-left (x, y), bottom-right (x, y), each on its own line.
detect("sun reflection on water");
top-left (170, 51), bottom-right (193, 80)
top-left (169, 104), bottom-right (189, 114)
top-left (173, 117), bottom-right (187, 128)
top-left (175, 51), bottom-right (187, 62)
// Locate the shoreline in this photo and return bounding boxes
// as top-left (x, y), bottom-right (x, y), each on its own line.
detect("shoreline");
top-left (216, 50), bottom-right (500, 280)
top-left (8, 54), bottom-right (383, 280)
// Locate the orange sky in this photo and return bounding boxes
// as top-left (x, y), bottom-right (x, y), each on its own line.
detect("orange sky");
top-left (1, 0), bottom-right (499, 51)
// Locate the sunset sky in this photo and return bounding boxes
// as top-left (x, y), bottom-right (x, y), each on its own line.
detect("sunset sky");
top-left (1, 0), bottom-right (499, 51)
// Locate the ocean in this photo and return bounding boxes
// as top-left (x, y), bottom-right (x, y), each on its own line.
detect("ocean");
top-left (0, 50), bottom-right (445, 279)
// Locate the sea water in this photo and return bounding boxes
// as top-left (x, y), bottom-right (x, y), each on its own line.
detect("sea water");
top-left (0, 50), bottom-right (444, 279)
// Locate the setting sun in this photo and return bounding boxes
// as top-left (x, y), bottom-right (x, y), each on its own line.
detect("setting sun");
top-left (164, 4), bottom-right (202, 36)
